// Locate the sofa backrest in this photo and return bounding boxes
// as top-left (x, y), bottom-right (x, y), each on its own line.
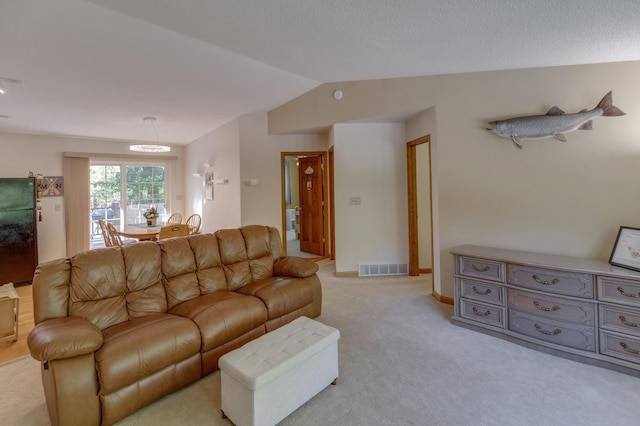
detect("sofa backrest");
top-left (32, 225), bottom-right (284, 328)
top-left (69, 242), bottom-right (166, 330)
top-left (161, 225), bottom-right (277, 309)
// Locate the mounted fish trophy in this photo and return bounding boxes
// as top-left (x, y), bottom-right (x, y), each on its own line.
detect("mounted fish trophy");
top-left (487, 91), bottom-right (625, 149)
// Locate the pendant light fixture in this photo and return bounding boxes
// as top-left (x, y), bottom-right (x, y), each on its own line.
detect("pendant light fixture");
top-left (130, 117), bottom-right (171, 153)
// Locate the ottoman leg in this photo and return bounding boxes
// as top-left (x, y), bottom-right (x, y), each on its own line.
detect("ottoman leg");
top-left (332, 378), bottom-right (338, 385)
top-left (221, 410), bottom-right (228, 419)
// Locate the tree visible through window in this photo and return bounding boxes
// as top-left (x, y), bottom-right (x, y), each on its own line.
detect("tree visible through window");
top-left (90, 163), bottom-right (166, 241)
top-left (125, 165), bottom-right (166, 223)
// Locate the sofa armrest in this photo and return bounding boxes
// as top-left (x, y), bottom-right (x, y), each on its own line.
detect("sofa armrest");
top-left (28, 316), bottom-right (103, 362)
top-left (273, 256), bottom-right (319, 278)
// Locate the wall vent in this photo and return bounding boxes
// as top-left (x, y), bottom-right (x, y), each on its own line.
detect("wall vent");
top-left (358, 263), bottom-right (408, 277)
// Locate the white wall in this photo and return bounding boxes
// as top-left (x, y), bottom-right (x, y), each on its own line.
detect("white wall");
top-left (333, 123), bottom-right (408, 273)
top-left (184, 118), bottom-right (243, 232)
top-left (268, 61), bottom-right (640, 298)
top-left (0, 132), bottom-right (184, 263)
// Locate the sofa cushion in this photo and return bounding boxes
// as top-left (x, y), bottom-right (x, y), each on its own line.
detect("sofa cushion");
top-left (237, 276), bottom-right (314, 320)
top-left (241, 225), bottom-right (275, 281)
top-left (122, 242), bottom-right (167, 318)
top-left (32, 258), bottom-right (71, 323)
top-left (159, 238), bottom-right (200, 309)
top-left (188, 233), bottom-right (228, 293)
top-left (96, 313), bottom-right (201, 394)
top-left (168, 291), bottom-right (267, 352)
top-left (216, 226), bottom-right (275, 291)
top-left (215, 229), bottom-right (252, 290)
top-left (69, 247), bottom-right (128, 330)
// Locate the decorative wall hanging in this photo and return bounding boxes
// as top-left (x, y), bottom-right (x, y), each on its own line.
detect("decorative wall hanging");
top-left (486, 91), bottom-right (625, 149)
top-left (38, 176), bottom-right (64, 197)
top-left (304, 166), bottom-right (314, 190)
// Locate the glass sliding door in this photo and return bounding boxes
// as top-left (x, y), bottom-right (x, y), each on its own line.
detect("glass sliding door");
top-left (90, 162), bottom-right (167, 247)
top-left (125, 165), bottom-right (166, 225)
top-left (90, 165), bottom-right (121, 240)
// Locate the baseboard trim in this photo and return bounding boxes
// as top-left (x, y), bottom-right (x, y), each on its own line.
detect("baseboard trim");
top-left (335, 271), bottom-right (358, 278)
top-left (432, 291), bottom-right (454, 305)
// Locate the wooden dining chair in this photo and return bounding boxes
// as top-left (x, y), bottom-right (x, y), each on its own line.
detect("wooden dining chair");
top-left (98, 219), bottom-right (114, 247)
top-left (186, 214), bottom-right (201, 235)
top-left (166, 213), bottom-right (182, 225)
top-left (158, 224), bottom-right (190, 240)
top-left (106, 223), bottom-right (125, 246)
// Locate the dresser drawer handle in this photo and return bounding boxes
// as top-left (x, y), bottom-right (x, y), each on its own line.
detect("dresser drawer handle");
top-left (619, 341), bottom-right (640, 355)
top-left (617, 286), bottom-right (640, 298)
top-left (533, 301), bottom-right (559, 312)
top-left (532, 275), bottom-right (559, 285)
top-left (472, 307), bottom-right (491, 316)
top-left (472, 286), bottom-right (492, 296)
top-left (471, 264), bottom-right (490, 272)
top-left (534, 323), bottom-right (561, 335)
top-left (619, 315), bottom-right (639, 328)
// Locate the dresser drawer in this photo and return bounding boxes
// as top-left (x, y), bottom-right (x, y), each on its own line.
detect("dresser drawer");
top-left (600, 330), bottom-right (640, 365)
top-left (508, 289), bottom-right (595, 326)
top-left (507, 264), bottom-right (594, 298)
top-left (459, 299), bottom-right (505, 328)
top-left (508, 311), bottom-right (595, 352)
top-left (598, 276), bottom-right (640, 308)
top-left (599, 305), bottom-right (640, 336)
top-left (459, 278), bottom-right (505, 306)
top-left (458, 256), bottom-right (504, 282)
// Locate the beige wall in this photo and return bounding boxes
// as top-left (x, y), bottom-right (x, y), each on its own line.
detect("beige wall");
top-left (268, 61), bottom-right (640, 298)
top-left (332, 122), bottom-right (408, 272)
top-left (184, 112), bottom-right (327, 242)
top-left (184, 118), bottom-right (243, 232)
top-left (0, 132), bottom-right (184, 263)
top-left (238, 112), bottom-right (328, 237)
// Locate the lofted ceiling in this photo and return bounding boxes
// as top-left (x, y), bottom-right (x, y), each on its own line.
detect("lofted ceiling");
top-left (0, 0), bottom-right (638, 145)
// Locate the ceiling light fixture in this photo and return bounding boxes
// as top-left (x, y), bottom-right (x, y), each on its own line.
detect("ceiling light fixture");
top-left (130, 117), bottom-right (171, 153)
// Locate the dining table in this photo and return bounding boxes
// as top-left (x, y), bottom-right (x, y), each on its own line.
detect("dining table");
top-left (118, 223), bottom-right (164, 241)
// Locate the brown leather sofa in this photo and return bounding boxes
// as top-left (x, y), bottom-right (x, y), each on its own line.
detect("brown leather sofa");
top-left (27, 225), bottom-right (321, 426)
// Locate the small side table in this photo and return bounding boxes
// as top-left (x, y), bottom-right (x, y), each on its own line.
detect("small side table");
top-left (0, 283), bottom-right (19, 343)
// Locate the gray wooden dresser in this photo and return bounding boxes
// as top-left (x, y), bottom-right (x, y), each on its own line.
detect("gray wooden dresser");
top-left (451, 245), bottom-right (640, 377)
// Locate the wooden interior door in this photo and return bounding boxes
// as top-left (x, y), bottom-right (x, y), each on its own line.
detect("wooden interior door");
top-left (298, 155), bottom-right (324, 256)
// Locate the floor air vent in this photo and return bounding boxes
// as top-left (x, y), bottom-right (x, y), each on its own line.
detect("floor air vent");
top-left (358, 263), bottom-right (408, 277)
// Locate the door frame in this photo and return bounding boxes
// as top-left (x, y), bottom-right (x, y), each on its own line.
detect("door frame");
top-left (280, 151), bottom-right (328, 257)
top-left (407, 135), bottom-right (434, 277)
top-left (328, 146), bottom-right (335, 260)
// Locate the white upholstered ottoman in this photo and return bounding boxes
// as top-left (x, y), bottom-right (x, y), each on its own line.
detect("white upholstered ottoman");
top-left (219, 316), bottom-right (340, 426)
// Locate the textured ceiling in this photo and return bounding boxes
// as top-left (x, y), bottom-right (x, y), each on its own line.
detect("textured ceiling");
top-left (0, 0), bottom-right (638, 144)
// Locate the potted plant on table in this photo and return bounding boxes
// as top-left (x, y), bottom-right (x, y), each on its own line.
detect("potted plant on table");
top-left (143, 206), bottom-right (157, 227)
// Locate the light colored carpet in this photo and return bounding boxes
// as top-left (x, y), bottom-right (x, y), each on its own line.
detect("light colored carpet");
top-left (2, 259), bottom-right (640, 425)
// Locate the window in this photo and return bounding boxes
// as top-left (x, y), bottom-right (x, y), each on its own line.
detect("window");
top-left (90, 162), bottom-right (168, 243)
top-left (125, 165), bottom-right (166, 224)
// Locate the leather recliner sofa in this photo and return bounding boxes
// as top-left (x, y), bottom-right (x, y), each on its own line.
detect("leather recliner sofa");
top-left (27, 225), bottom-right (322, 426)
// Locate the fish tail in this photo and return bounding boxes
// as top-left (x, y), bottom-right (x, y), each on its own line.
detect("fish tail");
top-left (596, 91), bottom-right (626, 116)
